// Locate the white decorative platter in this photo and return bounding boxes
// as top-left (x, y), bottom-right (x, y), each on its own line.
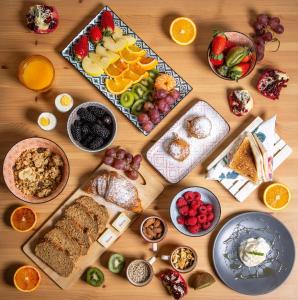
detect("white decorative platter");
top-left (146, 100), bottom-right (230, 183)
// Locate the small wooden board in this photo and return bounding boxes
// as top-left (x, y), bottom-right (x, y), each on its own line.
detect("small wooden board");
top-left (207, 117), bottom-right (292, 202)
top-left (23, 163), bottom-right (164, 289)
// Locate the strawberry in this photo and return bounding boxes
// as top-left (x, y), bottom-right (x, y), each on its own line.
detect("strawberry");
top-left (101, 11), bottom-right (114, 36)
top-left (211, 31), bottom-right (227, 55)
top-left (229, 62), bottom-right (251, 81)
top-left (225, 40), bottom-right (236, 51)
top-left (241, 52), bottom-right (252, 63)
top-left (210, 53), bottom-right (224, 66)
top-left (89, 25), bottom-right (102, 44)
top-left (73, 35), bottom-right (89, 61)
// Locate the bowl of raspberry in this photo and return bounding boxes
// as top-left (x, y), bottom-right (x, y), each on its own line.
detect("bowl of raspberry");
top-left (170, 187), bottom-right (221, 237)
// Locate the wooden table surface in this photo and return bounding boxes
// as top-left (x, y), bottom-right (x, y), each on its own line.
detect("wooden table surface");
top-left (1, 0), bottom-right (297, 299)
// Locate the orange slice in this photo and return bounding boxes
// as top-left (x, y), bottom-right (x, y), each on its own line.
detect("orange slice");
top-left (129, 63), bottom-right (147, 76)
top-left (126, 44), bottom-right (146, 56)
top-left (263, 183), bottom-right (291, 211)
top-left (14, 265), bottom-right (41, 292)
top-left (122, 69), bottom-right (149, 83)
top-left (170, 17), bottom-right (197, 45)
top-left (137, 57), bottom-right (158, 70)
top-left (105, 64), bottom-right (124, 78)
top-left (119, 48), bottom-right (142, 64)
top-left (106, 77), bottom-right (132, 95)
top-left (10, 206), bottom-right (37, 232)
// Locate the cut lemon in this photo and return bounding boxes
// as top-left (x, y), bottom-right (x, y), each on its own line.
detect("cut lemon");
top-left (14, 265), bottom-right (41, 292)
top-left (119, 48), bottom-right (142, 64)
top-left (10, 206), bottom-right (37, 232)
top-left (137, 57), bottom-right (158, 70)
top-left (170, 17), bottom-right (197, 45)
top-left (126, 44), bottom-right (146, 56)
top-left (106, 77), bottom-right (132, 95)
top-left (263, 183), bottom-right (291, 211)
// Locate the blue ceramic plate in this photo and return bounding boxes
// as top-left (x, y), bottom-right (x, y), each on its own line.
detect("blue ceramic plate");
top-left (61, 6), bottom-right (192, 135)
top-left (170, 186), bottom-right (221, 237)
top-left (213, 212), bottom-right (295, 295)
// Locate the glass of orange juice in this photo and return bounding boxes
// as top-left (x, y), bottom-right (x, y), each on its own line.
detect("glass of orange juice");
top-left (18, 55), bottom-right (55, 92)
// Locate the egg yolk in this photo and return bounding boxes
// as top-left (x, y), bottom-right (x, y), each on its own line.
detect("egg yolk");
top-left (60, 95), bottom-right (71, 106)
top-left (40, 117), bottom-right (50, 126)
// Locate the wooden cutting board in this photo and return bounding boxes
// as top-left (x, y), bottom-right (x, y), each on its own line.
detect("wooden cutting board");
top-left (23, 163), bottom-right (164, 289)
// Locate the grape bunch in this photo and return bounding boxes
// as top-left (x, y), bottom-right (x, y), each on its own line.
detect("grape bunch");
top-left (252, 14), bottom-right (284, 61)
top-left (103, 147), bottom-right (142, 180)
top-left (137, 89), bottom-right (180, 133)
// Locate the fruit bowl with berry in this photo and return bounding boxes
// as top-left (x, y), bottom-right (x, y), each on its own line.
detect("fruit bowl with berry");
top-left (170, 187), bottom-right (221, 237)
top-left (207, 31), bottom-right (256, 81)
top-left (67, 102), bottom-right (117, 152)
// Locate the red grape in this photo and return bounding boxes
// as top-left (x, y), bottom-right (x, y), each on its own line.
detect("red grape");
top-left (133, 154), bottom-right (142, 164)
top-left (116, 148), bottom-right (126, 159)
top-left (253, 21), bottom-right (264, 32)
top-left (105, 148), bottom-right (117, 157)
top-left (257, 14), bottom-right (269, 26)
top-left (142, 120), bottom-right (154, 132)
top-left (143, 101), bottom-right (154, 112)
top-left (162, 103), bottom-right (170, 114)
top-left (274, 24), bottom-right (284, 34)
top-left (153, 89), bottom-right (167, 100)
top-left (125, 170), bottom-right (139, 180)
top-left (112, 159), bottom-right (126, 170)
top-left (148, 108), bottom-right (160, 124)
top-left (164, 95), bottom-right (175, 105)
top-left (269, 17), bottom-right (280, 29)
top-left (156, 99), bottom-right (167, 112)
top-left (262, 31), bottom-right (273, 41)
top-left (255, 28), bottom-right (265, 36)
top-left (137, 113), bottom-right (150, 124)
top-left (255, 36), bottom-right (265, 46)
top-left (125, 153), bottom-right (133, 163)
top-left (103, 156), bottom-right (114, 165)
top-left (169, 89), bottom-right (180, 100)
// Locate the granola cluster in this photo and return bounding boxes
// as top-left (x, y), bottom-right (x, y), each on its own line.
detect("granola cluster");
top-left (13, 148), bottom-right (64, 198)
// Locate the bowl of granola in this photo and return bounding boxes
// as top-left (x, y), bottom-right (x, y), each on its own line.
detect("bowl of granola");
top-left (3, 137), bottom-right (69, 203)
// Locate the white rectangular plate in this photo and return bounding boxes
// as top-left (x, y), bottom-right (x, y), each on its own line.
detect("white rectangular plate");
top-left (146, 100), bottom-right (230, 183)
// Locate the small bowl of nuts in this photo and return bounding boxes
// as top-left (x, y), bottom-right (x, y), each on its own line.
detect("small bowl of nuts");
top-left (3, 137), bottom-right (69, 204)
top-left (161, 246), bottom-right (197, 273)
top-left (140, 216), bottom-right (168, 252)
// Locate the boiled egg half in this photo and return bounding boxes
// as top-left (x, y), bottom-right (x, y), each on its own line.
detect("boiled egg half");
top-left (38, 112), bottom-right (57, 131)
top-left (55, 93), bottom-right (74, 112)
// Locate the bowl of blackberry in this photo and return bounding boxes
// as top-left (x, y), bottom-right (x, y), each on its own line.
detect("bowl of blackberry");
top-left (67, 102), bottom-right (117, 152)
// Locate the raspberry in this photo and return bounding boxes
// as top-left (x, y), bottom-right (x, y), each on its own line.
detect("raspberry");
top-left (183, 191), bottom-right (195, 201)
top-left (188, 208), bottom-right (197, 217)
top-left (193, 192), bottom-right (201, 199)
top-left (198, 214), bottom-right (207, 224)
top-left (186, 216), bottom-right (197, 226)
top-left (177, 216), bottom-right (185, 225)
top-left (187, 224), bottom-right (201, 234)
top-left (202, 221), bottom-right (212, 230)
top-left (176, 197), bottom-right (187, 208)
top-left (206, 204), bottom-right (214, 212)
top-left (199, 205), bottom-right (207, 215)
top-left (190, 201), bottom-right (199, 210)
top-left (178, 205), bottom-right (189, 216)
top-left (207, 212), bottom-right (215, 222)
top-left (195, 198), bottom-right (203, 206)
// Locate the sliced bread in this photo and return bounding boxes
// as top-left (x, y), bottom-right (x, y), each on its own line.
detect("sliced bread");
top-left (75, 196), bottom-right (109, 234)
top-left (35, 240), bottom-right (75, 277)
top-left (55, 217), bottom-right (91, 255)
top-left (64, 203), bottom-right (98, 241)
top-left (43, 227), bottom-right (81, 259)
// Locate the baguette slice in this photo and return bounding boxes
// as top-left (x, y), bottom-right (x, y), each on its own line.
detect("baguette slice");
top-left (35, 240), bottom-right (75, 277)
top-left (228, 135), bottom-right (259, 183)
top-left (75, 196), bottom-right (109, 234)
top-left (64, 203), bottom-right (98, 242)
top-left (55, 217), bottom-right (91, 255)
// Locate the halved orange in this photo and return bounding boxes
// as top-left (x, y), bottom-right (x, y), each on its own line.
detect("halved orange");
top-left (137, 57), bottom-right (158, 70)
top-left (126, 44), bottom-right (146, 56)
top-left (263, 183), bottom-right (291, 211)
top-left (10, 206), bottom-right (37, 232)
top-left (119, 48), bottom-right (142, 64)
top-left (170, 17), bottom-right (197, 46)
top-left (14, 265), bottom-right (41, 292)
top-left (106, 77), bottom-right (132, 95)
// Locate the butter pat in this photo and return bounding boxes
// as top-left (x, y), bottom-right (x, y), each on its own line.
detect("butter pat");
top-left (112, 212), bottom-right (131, 232)
top-left (97, 228), bottom-right (118, 248)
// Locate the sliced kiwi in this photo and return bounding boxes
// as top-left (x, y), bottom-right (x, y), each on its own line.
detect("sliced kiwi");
top-left (131, 100), bottom-right (145, 116)
top-left (108, 253), bottom-right (125, 274)
top-left (86, 267), bottom-right (104, 287)
top-left (149, 69), bottom-right (159, 79)
top-left (132, 92), bottom-right (140, 101)
top-left (142, 90), bottom-right (152, 101)
top-left (120, 91), bottom-right (135, 108)
top-left (132, 83), bottom-right (147, 98)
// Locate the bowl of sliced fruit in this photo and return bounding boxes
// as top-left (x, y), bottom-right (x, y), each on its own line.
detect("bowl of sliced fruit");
top-left (207, 31), bottom-right (257, 81)
top-left (67, 102), bottom-right (117, 152)
top-left (170, 187), bottom-right (221, 237)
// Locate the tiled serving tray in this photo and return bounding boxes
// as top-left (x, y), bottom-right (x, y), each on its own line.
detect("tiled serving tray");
top-left (61, 6), bottom-right (192, 135)
top-left (207, 117), bottom-right (292, 202)
top-left (146, 100), bottom-right (230, 183)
